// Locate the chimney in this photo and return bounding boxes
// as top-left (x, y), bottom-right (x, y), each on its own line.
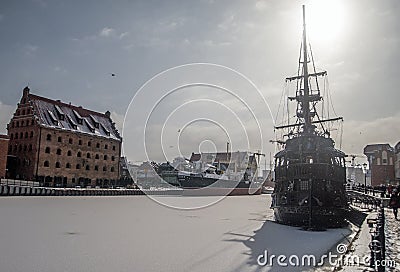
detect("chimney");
top-left (23, 86), bottom-right (30, 96)
top-left (105, 110), bottom-right (111, 118)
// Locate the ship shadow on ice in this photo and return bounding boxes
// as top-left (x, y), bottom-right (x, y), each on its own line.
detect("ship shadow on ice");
top-left (224, 219), bottom-right (352, 272)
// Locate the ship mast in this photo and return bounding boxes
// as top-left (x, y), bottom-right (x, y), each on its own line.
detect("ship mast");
top-left (302, 5), bottom-right (312, 133)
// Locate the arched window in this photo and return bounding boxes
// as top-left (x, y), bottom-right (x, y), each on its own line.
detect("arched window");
top-left (96, 143), bottom-right (100, 148)
top-left (30, 131), bottom-right (33, 138)
top-left (104, 155), bottom-right (108, 160)
top-left (13, 145), bottom-right (17, 152)
top-left (20, 132), bottom-right (23, 139)
top-left (29, 144), bottom-right (32, 151)
top-left (56, 149), bottom-right (62, 155)
top-left (45, 147), bottom-right (50, 153)
top-left (77, 152), bottom-right (81, 157)
top-left (21, 120), bottom-right (24, 126)
top-left (44, 161), bottom-right (50, 167)
top-left (86, 165), bottom-right (90, 170)
top-left (78, 140), bottom-right (82, 145)
top-left (111, 167), bottom-right (115, 172)
top-left (15, 133), bottom-right (18, 139)
top-left (8, 145), bottom-right (12, 153)
top-left (16, 121), bottom-right (19, 127)
top-left (10, 133), bottom-right (13, 140)
top-left (22, 109), bottom-right (26, 115)
top-left (46, 134), bottom-right (51, 141)
top-left (95, 154), bottom-right (99, 159)
top-left (67, 150), bottom-right (72, 156)
top-left (66, 163), bottom-right (71, 169)
top-left (95, 165), bottom-right (99, 171)
top-left (112, 145), bottom-right (116, 151)
top-left (105, 144), bottom-right (108, 149)
top-left (58, 136), bottom-right (62, 143)
top-left (88, 141), bottom-right (91, 147)
top-left (55, 162), bottom-right (61, 168)
top-left (25, 132), bottom-right (28, 138)
top-left (31, 120), bottom-right (34, 125)
top-left (76, 164), bottom-right (81, 169)
top-left (87, 153), bottom-right (91, 158)
top-left (18, 145), bottom-right (22, 152)
top-left (69, 138), bottom-right (73, 144)
top-left (111, 156), bottom-right (115, 161)
top-left (103, 166), bottom-right (107, 172)
top-left (24, 145), bottom-right (27, 151)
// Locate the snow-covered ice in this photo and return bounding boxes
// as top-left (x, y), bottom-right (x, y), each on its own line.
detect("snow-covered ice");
top-left (0, 195), bottom-right (352, 272)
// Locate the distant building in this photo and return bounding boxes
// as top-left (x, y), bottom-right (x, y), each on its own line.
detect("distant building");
top-left (395, 142), bottom-right (400, 183)
top-left (364, 144), bottom-right (395, 186)
top-left (6, 86), bottom-right (122, 187)
top-left (0, 135), bottom-right (9, 178)
top-left (346, 166), bottom-right (370, 187)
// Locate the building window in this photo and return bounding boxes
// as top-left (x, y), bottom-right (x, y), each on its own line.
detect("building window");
top-left (13, 145), bottom-right (17, 152)
top-left (45, 147), bottom-right (50, 153)
top-left (104, 155), bottom-right (108, 160)
top-left (77, 152), bottom-right (81, 157)
top-left (112, 145), bottom-right (116, 151)
top-left (95, 165), bottom-right (99, 171)
top-left (76, 164), bottom-right (81, 169)
top-left (111, 156), bottom-right (115, 161)
top-left (30, 131), bottom-right (33, 138)
top-left (15, 133), bottom-right (18, 139)
top-left (16, 121), bottom-right (19, 127)
top-left (22, 109), bottom-right (26, 115)
top-left (24, 145), bottom-right (27, 151)
top-left (95, 154), bottom-right (99, 159)
top-left (21, 120), bottom-right (24, 126)
top-left (20, 132), bottom-right (23, 139)
top-left (44, 161), bottom-right (50, 167)
top-left (25, 132), bottom-right (28, 138)
top-left (67, 150), bottom-right (72, 156)
top-left (31, 120), bottom-right (34, 125)
top-left (58, 136), bottom-right (62, 143)
top-left (8, 145), bottom-right (12, 153)
top-left (105, 144), bottom-right (108, 149)
top-left (87, 153), bottom-right (91, 158)
top-left (46, 134), bottom-right (51, 141)
top-left (96, 143), bottom-right (100, 148)
top-left (86, 165), bottom-right (90, 170)
top-left (55, 162), bottom-right (61, 168)
top-left (88, 141), bottom-right (91, 147)
top-left (56, 149), bottom-right (62, 155)
top-left (69, 138), bottom-right (73, 144)
top-left (78, 139), bottom-right (82, 145)
top-left (66, 163), bottom-right (71, 169)
top-left (103, 166), bottom-right (107, 172)
top-left (111, 167), bottom-right (115, 172)
top-left (18, 145), bottom-right (22, 152)
top-left (10, 133), bottom-right (13, 140)
top-left (29, 144), bottom-right (32, 151)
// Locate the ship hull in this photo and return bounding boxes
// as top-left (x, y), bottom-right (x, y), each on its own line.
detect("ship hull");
top-left (273, 206), bottom-right (347, 228)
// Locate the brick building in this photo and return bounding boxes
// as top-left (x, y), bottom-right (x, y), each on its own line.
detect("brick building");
top-left (6, 86), bottom-right (122, 187)
top-left (364, 144), bottom-right (395, 186)
top-left (0, 134), bottom-right (9, 178)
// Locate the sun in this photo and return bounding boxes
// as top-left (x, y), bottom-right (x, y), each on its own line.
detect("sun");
top-left (305, 0), bottom-right (347, 42)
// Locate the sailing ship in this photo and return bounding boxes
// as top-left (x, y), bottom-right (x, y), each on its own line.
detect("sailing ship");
top-left (270, 6), bottom-right (347, 228)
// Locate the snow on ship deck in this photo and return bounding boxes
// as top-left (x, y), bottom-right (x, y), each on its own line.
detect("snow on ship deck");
top-left (0, 195), bottom-right (352, 271)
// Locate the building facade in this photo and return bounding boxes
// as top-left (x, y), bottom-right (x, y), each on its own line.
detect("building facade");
top-left (364, 144), bottom-right (395, 186)
top-left (0, 135), bottom-right (9, 178)
top-left (395, 141), bottom-right (400, 183)
top-left (7, 87), bottom-right (122, 187)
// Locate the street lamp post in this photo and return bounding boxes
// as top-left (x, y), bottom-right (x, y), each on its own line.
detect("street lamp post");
top-left (363, 163), bottom-right (368, 194)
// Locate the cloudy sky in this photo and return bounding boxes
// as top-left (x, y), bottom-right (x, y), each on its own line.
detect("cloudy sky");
top-left (0, 0), bottom-right (399, 166)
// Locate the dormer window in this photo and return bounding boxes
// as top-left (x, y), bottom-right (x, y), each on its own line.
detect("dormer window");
top-left (66, 114), bottom-right (78, 129)
top-left (54, 105), bottom-right (65, 120)
top-left (90, 115), bottom-right (100, 128)
top-left (73, 110), bottom-right (83, 125)
top-left (47, 110), bottom-right (59, 126)
top-left (85, 118), bottom-right (95, 133)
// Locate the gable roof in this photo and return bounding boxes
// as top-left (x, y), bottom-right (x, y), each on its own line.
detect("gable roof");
top-left (28, 92), bottom-right (121, 141)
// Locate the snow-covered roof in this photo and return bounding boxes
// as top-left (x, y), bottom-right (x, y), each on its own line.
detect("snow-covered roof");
top-left (29, 93), bottom-right (121, 141)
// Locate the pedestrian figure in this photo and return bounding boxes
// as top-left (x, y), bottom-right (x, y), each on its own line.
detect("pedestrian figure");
top-left (389, 190), bottom-right (400, 220)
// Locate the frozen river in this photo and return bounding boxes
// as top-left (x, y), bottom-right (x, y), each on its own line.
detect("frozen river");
top-left (0, 195), bottom-right (351, 272)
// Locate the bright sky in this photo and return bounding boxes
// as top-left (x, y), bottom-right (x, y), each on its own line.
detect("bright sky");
top-left (0, 0), bottom-right (399, 166)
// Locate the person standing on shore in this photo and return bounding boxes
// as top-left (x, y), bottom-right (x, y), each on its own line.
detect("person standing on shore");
top-left (389, 190), bottom-right (400, 220)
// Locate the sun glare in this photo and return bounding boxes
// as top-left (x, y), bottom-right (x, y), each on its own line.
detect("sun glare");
top-left (305, 0), bottom-right (347, 42)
